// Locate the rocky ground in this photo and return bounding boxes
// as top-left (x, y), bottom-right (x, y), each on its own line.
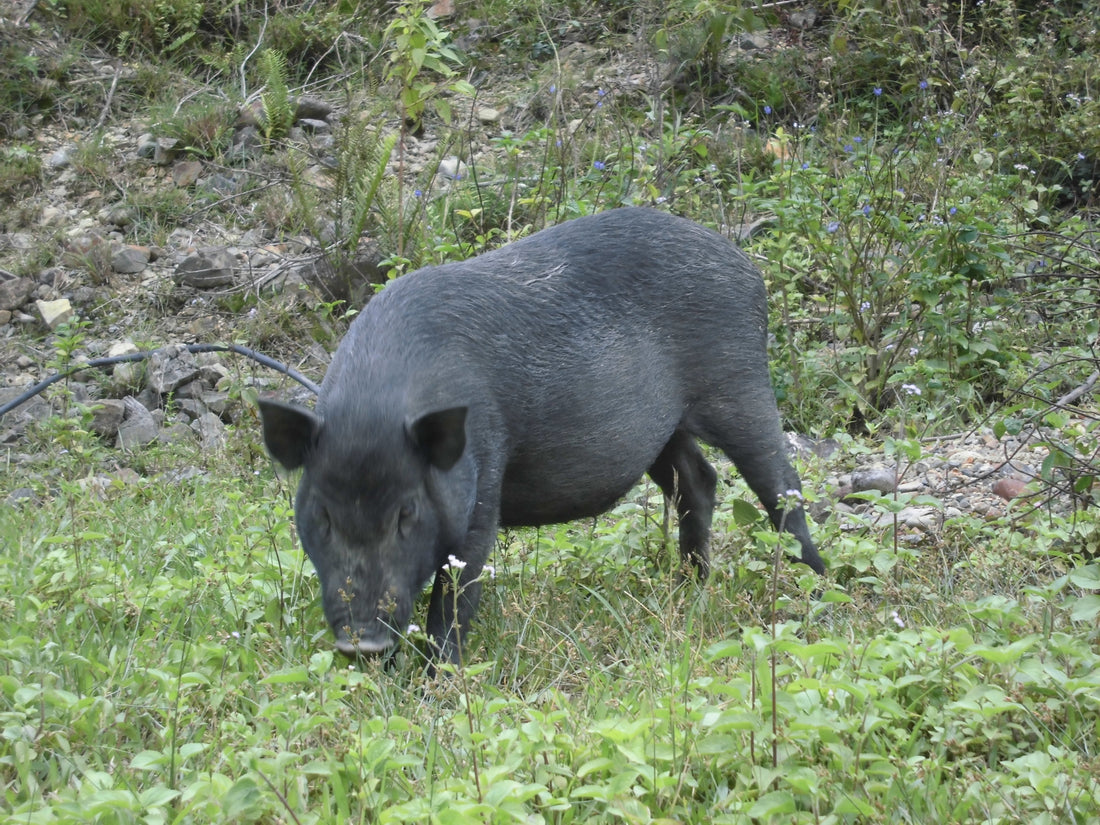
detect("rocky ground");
top-left (0, 8), bottom-right (1076, 542)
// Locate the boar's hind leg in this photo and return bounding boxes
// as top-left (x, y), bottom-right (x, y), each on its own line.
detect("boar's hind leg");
top-left (647, 429), bottom-right (718, 578)
top-left (697, 403), bottom-right (825, 575)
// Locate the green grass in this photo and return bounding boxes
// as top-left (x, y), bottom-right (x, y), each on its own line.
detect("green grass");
top-left (1, 422), bottom-right (1098, 824)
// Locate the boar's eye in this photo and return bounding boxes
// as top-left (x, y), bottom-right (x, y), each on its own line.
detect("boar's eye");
top-left (397, 500), bottom-right (418, 538)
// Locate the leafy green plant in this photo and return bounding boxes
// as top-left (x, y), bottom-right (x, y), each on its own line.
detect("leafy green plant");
top-left (285, 107), bottom-right (401, 297)
top-left (742, 116), bottom-right (1025, 428)
top-left (0, 144), bottom-right (41, 201)
top-left (156, 98), bottom-right (236, 159)
top-left (654, 0), bottom-right (770, 94)
top-left (383, 0), bottom-right (471, 130)
top-left (381, 0), bottom-right (474, 258)
top-left (258, 48), bottom-right (294, 143)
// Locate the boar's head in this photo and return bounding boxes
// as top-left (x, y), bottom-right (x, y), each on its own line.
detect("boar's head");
top-left (257, 398), bottom-right (473, 656)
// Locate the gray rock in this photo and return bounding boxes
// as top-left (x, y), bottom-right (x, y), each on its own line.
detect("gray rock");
top-left (295, 96), bottom-right (334, 121)
top-left (112, 245), bottom-right (150, 274)
top-left (158, 421), bottom-right (196, 446)
top-left (298, 118), bottom-right (331, 135)
top-left (789, 7), bottom-right (818, 30)
top-left (0, 276), bottom-right (35, 310)
top-left (136, 133), bottom-right (158, 158)
top-left (109, 341), bottom-right (144, 390)
top-left (153, 137), bottom-right (180, 165)
top-left (739, 33), bottom-right (770, 50)
top-left (227, 126), bottom-right (263, 163)
top-left (886, 506), bottom-right (940, 532)
top-left (174, 248), bottom-right (235, 289)
top-left (7, 487), bottom-right (37, 507)
top-left (0, 386), bottom-right (52, 442)
top-left (47, 145), bottom-right (75, 168)
top-left (438, 156), bottom-right (468, 180)
top-left (175, 397), bottom-right (207, 422)
top-left (148, 345), bottom-right (201, 394)
top-left (117, 396), bottom-right (158, 449)
top-left (200, 391), bottom-right (232, 419)
top-left (1, 232), bottom-right (33, 250)
top-left (197, 358), bottom-right (230, 386)
top-left (89, 399), bottom-right (126, 438)
top-left (191, 411), bottom-right (227, 449)
top-left (174, 378), bottom-right (211, 399)
top-left (850, 467), bottom-right (898, 495)
top-left (299, 248), bottom-right (385, 304)
top-left (786, 432), bottom-right (841, 459)
top-left (172, 160), bottom-right (203, 187)
top-left (204, 173), bottom-right (242, 195)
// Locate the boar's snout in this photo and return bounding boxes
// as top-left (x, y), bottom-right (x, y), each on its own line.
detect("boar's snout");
top-left (333, 630), bottom-right (395, 657)
top-left (325, 580), bottom-right (413, 659)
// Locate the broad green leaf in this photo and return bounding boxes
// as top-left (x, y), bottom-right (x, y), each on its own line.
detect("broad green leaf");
top-left (260, 666), bottom-right (310, 685)
top-left (748, 790), bottom-right (796, 817)
top-left (1069, 594), bottom-right (1100, 622)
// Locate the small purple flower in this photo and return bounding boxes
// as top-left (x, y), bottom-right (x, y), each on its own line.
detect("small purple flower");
top-left (873, 87), bottom-right (883, 96)
top-left (827, 221), bottom-right (839, 233)
top-left (901, 383), bottom-right (922, 396)
top-left (854, 136), bottom-right (863, 144)
top-left (801, 162), bottom-right (810, 170)
top-left (413, 189), bottom-right (423, 198)
top-left (860, 301), bottom-right (871, 312)
top-left (764, 105), bottom-right (772, 115)
top-left (862, 204), bottom-right (872, 217)
top-left (844, 143), bottom-right (854, 153)
top-left (593, 160), bottom-right (606, 171)
top-left (948, 206), bottom-right (957, 216)
top-left (919, 79), bottom-right (929, 90)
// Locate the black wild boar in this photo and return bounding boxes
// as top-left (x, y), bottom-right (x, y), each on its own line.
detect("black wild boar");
top-left (259, 207), bottom-right (824, 663)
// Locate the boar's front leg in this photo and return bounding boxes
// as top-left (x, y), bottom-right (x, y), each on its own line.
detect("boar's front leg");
top-left (424, 516), bottom-right (498, 665)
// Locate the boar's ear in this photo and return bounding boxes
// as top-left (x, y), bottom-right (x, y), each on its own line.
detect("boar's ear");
top-left (257, 398), bottom-right (322, 471)
top-left (407, 406), bottom-right (467, 471)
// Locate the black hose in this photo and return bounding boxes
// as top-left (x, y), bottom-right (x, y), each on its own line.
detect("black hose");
top-left (0, 343), bottom-right (320, 419)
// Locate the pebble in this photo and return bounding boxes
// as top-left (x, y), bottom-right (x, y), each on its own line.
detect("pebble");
top-left (993, 478), bottom-right (1029, 501)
